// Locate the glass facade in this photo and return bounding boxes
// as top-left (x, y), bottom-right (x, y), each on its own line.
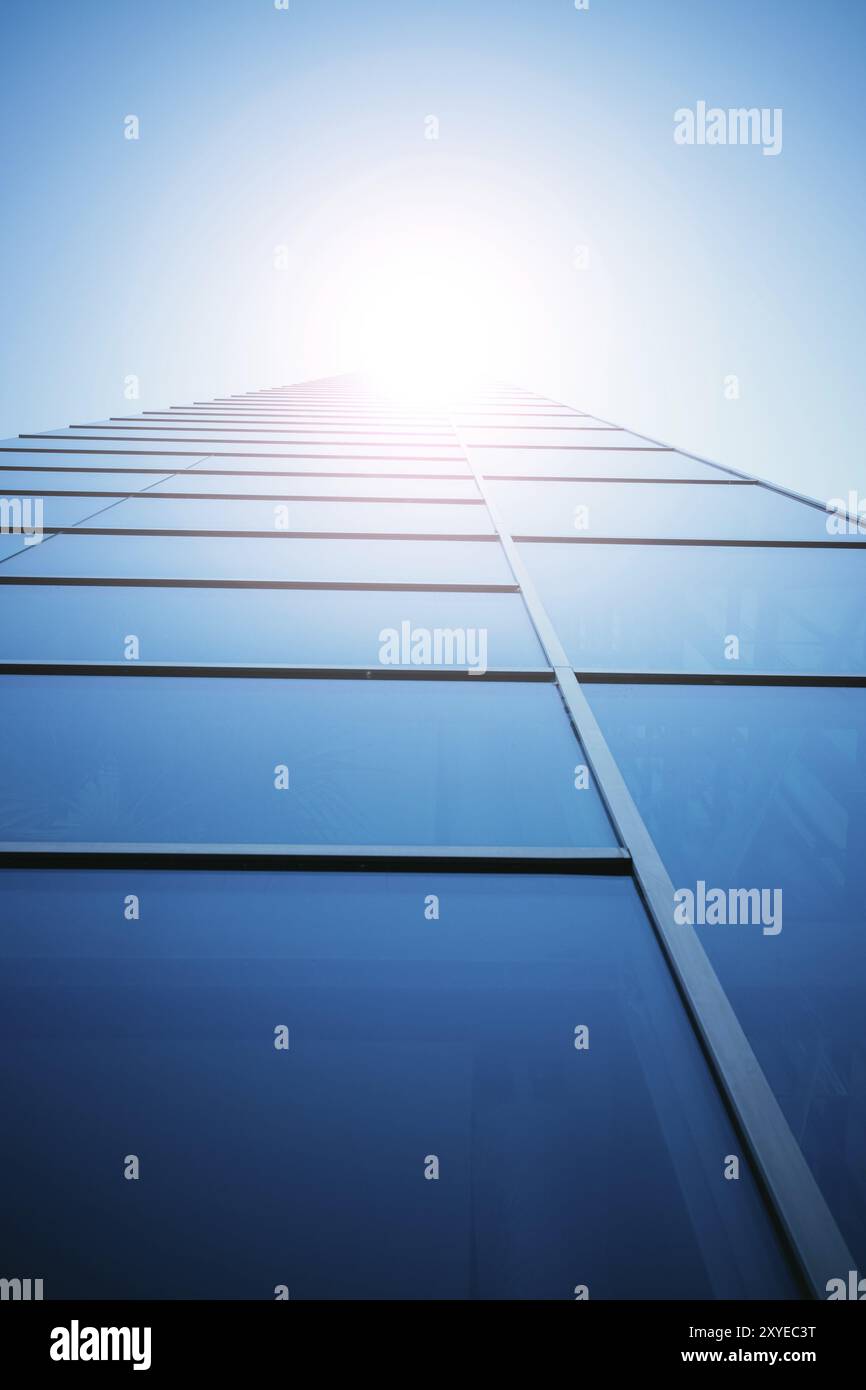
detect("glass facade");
top-left (1, 374), bottom-right (858, 1301)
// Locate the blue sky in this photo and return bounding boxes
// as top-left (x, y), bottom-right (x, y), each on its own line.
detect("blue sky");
top-left (1, 0), bottom-right (864, 501)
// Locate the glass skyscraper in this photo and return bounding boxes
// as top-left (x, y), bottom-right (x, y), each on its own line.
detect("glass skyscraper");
top-left (0, 375), bottom-right (862, 1300)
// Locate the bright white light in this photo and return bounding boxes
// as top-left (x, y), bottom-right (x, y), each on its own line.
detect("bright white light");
top-left (331, 220), bottom-right (536, 402)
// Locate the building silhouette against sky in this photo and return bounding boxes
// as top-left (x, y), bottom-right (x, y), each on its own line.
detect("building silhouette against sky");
top-left (0, 376), bottom-right (862, 1299)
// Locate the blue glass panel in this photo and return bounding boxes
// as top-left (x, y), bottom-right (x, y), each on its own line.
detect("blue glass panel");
top-left (0, 534), bottom-right (511, 585)
top-left (3, 456), bottom-right (474, 481)
top-left (490, 479), bottom-right (854, 541)
top-left (0, 676), bottom-right (612, 846)
top-left (39, 431), bottom-right (465, 461)
top-left (0, 869), bottom-right (795, 1299)
top-left (476, 448), bottom-right (714, 479)
top-left (146, 473), bottom-right (480, 499)
top-left (470, 431), bottom-right (664, 454)
top-left (0, 587), bottom-right (546, 669)
top-left (457, 414), bottom-right (608, 428)
top-left (464, 427), bottom-right (639, 448)
top-left (0, 446), bottom-right (208, 471)
top-left (0, 533), bottom-right (34, 562)
top-left (85, 420), bottom-right (455, 443)
top-left (588, 683), bottom-right (866, 1266)
top-left (2, 490), bottom-right (149, 532)
top-left (0, 470), bottom-right (173, 494)
top-left (519, 541), bottom-right (866, 674)
top-left (41, 496), bottom-right (138, 528)
top-left (188, 455), bottom-right (472, 477)
top-left (82, 497), bottom-right (495, 536)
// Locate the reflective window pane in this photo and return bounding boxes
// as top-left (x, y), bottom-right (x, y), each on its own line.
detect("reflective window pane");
top-left (145, 473), bottom-right (480, 499)
top-left (37, 431), bottom-right (466, 461)
top-left (464, 427), bottom-right (637, 448)
top-left (588, 683), bottom-right (866, 1266)
top-left (469, 431), bottom-right (663, 453)
top-left (477, 448), bottom-right (714, 479)
top-left (490, 479), bottom-right (854, 541)
top-left (0, 869), bottom-right (795, 1298)
top-left (0, 446), bottom-right (208, 471)
top-left (81, 497), bottom-right (495, 536)
top-left (519, 541), bottom-right (866, 674)
top-left (0, 534), bottom-right (511, 585)
top-left (192, 456), bottom-right (471, 477)
top-left (0, 469), bottom-right (173, 493)
top-left (0, 676), bottom-right (614, 846)
top-left (0, 587), bottom-right (546, 669)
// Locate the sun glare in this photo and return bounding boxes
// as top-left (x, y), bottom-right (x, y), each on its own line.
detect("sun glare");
top-left (335, 223), bottom-right (530, 403)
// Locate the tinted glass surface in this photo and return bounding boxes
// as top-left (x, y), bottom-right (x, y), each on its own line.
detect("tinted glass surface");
top-left (82, 497), bottom-right (495, 536)
top-left (588, 683), bottom-right (866, 1265)
top-left (519, 541), bottom-right (866, 674)
top-left (0, 534), bottom-right (512, 585)
top-left (0, 676), bottom-right (613, 846)
top-left (0, 587), bottom-right (546, 669)
top-left (0, 870), bottom-right (795, 1299)
top-left (491, 480), bottom-right (851, 541)
top-left (477, 449), bottom-right (707, 479)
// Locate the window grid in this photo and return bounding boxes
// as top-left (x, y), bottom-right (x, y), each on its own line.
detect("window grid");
top-left (0, 372), bottom-right (857, 1299)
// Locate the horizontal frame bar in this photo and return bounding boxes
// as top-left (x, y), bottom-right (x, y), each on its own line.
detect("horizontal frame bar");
top-left (0, 662), bottom-right (553, 683)
top-left (575, 670), bottom-right (866, 687)
top-left (34, 528), bottom-right (500, 542)
top-left (0, 843), bottom-right (631, 874)
top-left (515, 535), bottom-right (863, 549)
top-left (0, 575), bottom-right (519, 592)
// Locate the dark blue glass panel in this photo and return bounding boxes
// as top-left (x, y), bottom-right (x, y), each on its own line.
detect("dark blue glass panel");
top-left (83, 497), bottom-right (495, 536)
top-left (519, 541), bottom-right (866, 674)
top-left (0, 870), bottom-right (796, 1299)
top-left (0, 587), bottom-right (546, 669)
top-left (588, 683), bottom-right (866, 1266)
top-left (490, 480), bottom-right (852, 541)
top-left (0, 534), bottom-right (511, 585)
top-left (0, 676), bottom-right (612, 846)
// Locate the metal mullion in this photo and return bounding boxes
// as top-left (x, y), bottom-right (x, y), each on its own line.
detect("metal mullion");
top-left (451, 409), bottom-right (854, 1299)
